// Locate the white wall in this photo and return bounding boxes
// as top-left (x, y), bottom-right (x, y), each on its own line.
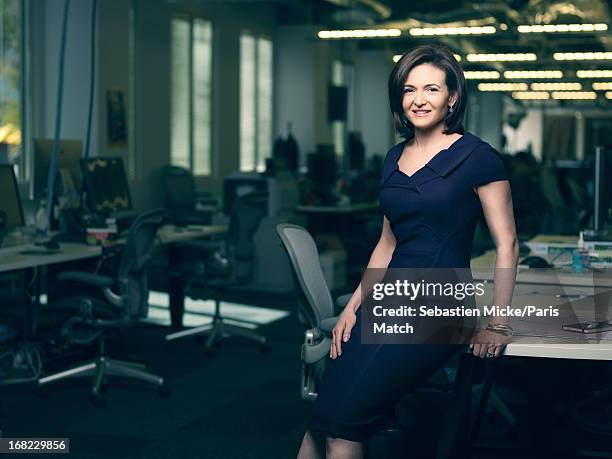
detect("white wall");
top-left (275, 25), bottom-right (316, 166)
top-left (466, 89), bottom-right (503, 150)
top-left (354, 50), bottom-right (394, 157)
top-left (503, 108), bottom-right (543, 159)
top-left (33, 0), bottom-right (98, 145)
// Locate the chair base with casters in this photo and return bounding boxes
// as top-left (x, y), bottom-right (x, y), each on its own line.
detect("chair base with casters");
top-left (38, 317), bottom-right (170, 405)
top-left (164, 297), bottom-right (269, 356)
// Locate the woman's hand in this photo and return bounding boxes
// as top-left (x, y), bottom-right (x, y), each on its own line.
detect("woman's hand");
top-left (469, 329), bottom-right (509, 358)
top-left (330, 309), bottom-right (357, 359)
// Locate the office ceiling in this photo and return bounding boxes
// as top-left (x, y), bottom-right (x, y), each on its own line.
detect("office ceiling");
top-left (284, 0), bottom-right (612, 57)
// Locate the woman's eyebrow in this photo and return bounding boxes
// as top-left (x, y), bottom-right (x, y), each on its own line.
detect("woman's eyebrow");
top-left (403, 83), bottom-right (441, 87)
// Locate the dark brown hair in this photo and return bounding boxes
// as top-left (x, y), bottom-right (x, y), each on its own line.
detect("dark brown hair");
top-left (388, 45), bottom-right (466, 140)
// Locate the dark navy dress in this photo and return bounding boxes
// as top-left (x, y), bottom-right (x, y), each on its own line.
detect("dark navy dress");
top-left (308, 132), bottom-right (508, 441)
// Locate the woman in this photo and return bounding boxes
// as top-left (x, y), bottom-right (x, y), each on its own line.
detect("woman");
top-left (297, 45), bottom-right (519, 458)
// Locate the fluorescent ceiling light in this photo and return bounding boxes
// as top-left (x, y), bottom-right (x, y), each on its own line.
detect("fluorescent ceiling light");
top-left (551, 91), bottom-right (597, 99)
top-left (504, 70), bottom-right (563, 79)
top-left (318, 29), bottom-right (401, 39)
top-left (478, 83), bottom-right (528, 91)
top-left (554, 52), bottom-right (612, 61)
top-left (592, 82), bottom-right (612, 90)
top-left (605, 92), bottom-right (612, 99)
top-left (577, 70), bottom-right (612, 78)
top-left (409, 26), bottom-right (495, 36)
top-left (518, 24), bottom-right (608, 33)
top-left (467, 53), bottom-right (537, 62)
top-left (512, 91), bottom-right (550, 100)
top-left (393, 53), bottom-right (461, 63)
top-left (464, 71), bottom-right (500, 80)
top-left (530, 82), bottom-right (582, 90)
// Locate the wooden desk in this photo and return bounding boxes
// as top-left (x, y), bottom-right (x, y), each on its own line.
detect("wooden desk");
top-left (157, 224), bottom-right (227, 244)
top-left (159, 224), bottom-right (228, 328)
top-left (0, 242), bottom-right (103, 336)
top-left (0, 243), bottom-right (102, 273)
top-left (295, 202), bottom-right (379, 214)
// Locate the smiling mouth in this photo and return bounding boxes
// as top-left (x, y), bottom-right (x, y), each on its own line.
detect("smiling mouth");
top-left (412, 110), bottom-right (431, 116)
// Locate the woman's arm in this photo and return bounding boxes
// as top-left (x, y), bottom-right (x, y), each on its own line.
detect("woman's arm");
top-left (330, 216), bottom-right (396, 358)
top-left (471, 180), bottom-right (519, 358)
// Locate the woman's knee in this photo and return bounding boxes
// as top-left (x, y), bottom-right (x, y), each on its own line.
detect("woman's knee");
top-left (325, 437), bottom-right (363, 459)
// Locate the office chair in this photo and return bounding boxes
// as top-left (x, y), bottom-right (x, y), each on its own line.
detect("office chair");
top-left (276, 224), bottom-right (506, 458)
top-left (38, 209), bottom-right (169, 405)
top-left (162, 165), bottom-right (212, 226)
top-left (164, 192), bottom-right (269, 356)
top-left (275, 223), bottom-right (341, 400)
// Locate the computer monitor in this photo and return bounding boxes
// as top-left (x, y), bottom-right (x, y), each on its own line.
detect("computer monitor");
top-left (592, 146), bottom-right (612, 234)
top-left (308, 148), bottom-right (338, 185)
top-left (0, 165), bottom-right (25, 228)
top-left (223, 172), bottom-right (268, 215)
top-left (33, 138), bottom-right (83, 198)
top-left (81, 157), bottom-right (132, 215)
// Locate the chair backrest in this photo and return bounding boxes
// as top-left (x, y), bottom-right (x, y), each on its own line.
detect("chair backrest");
top-left (162, 166), bottom-right (196, 224)
top-left (275, 224), bottom-right (335, 329)
top-left (117, 209), bottom-right (164, 318)
top-left (225, 192), bottom-right (268, 281)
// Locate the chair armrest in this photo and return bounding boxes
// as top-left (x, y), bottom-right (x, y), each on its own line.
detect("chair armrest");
top-left (320, 317), bottom-right (339, 333)
top-left (335, 293), bottom-right (352, 313)
top-left (57, 271), bottom-right (114, 289)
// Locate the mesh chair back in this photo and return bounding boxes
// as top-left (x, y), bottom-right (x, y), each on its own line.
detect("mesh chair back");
top-left (117, 209), bottom-right (164, 318)
top-left (162, 166), bottom-right (196, 224)
top-left (275, 224), bottom-right (335, 329)
top-left (225, 192), bottom-right (267, 281)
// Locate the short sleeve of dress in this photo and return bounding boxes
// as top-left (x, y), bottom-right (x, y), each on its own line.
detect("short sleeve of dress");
top-left (466, 144), bottom-right (508, 187)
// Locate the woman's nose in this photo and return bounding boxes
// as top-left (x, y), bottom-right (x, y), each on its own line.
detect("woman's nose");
top-left (414, 91), bottom-right (426, 105)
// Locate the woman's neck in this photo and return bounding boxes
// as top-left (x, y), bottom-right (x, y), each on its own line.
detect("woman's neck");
top-left (412, 124), bottom-right (457, 152)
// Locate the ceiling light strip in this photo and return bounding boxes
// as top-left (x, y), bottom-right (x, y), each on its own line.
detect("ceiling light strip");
top-left (464, 71), bottom-right (500, 80)
top-left (409, 26), bottom-right (495, 36)
top-left (512, 91), bottom-right (550, 100)
top-left (504, 70), bottom-right (563, 79)
top-left (554, 52), bottom-right (612, 61)
top-left (467, 53), bottom-right (537, 62)
top-left (592, 82), bottom-right (612, 90)
top-left (531, 82), bottom-right (582, 90)
top-left (393, 54), bottom-right (461, 63)
top-left (318, 29), bottom-right (401, 39)
top-left (577, 70), bottom-right (612, 78)
top-left (551, 91), bottom-right (597, 99)
top-left (478, 83), bottom-right (528, 91)
top-left (518, 24), bottom-right (608, 33)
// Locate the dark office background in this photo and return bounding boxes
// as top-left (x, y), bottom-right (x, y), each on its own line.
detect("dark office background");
top-left (1, 0), bottom-right (612, 458)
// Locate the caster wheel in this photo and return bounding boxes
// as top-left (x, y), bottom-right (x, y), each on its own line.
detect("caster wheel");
top-left (89, 394), bottom-right (105, 407)
top-left (34, 386), bottom-right (50, 398)
top-left (158, 385), bottom-right (171, 397)
top-left (162, 341), bottom-right (175, 352)
top-left (260, 343), bottom-right (271, 354)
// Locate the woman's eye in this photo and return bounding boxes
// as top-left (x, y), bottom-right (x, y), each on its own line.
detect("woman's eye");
top-left (426, 87), bottom-right (439, 93)
top-left (403, 87), bottom-right (414, 94)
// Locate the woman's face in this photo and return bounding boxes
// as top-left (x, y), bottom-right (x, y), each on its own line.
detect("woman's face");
top-left (402, 63), bottom-right (457, 132)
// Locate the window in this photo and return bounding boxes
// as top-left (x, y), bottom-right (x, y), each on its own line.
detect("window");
top-left (170, 16), bottom-right (212, 176)
top-left (240, 33), bottom-right (272, 172)
top-left (0, 0), bottom-right (25, 179)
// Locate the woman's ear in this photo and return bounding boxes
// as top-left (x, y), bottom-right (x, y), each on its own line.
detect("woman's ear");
top-left (448, 92), bottom-right (458, 109)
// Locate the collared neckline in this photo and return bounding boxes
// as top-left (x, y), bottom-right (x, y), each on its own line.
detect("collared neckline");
top-left (392, 132), bottom-right (482, 178)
